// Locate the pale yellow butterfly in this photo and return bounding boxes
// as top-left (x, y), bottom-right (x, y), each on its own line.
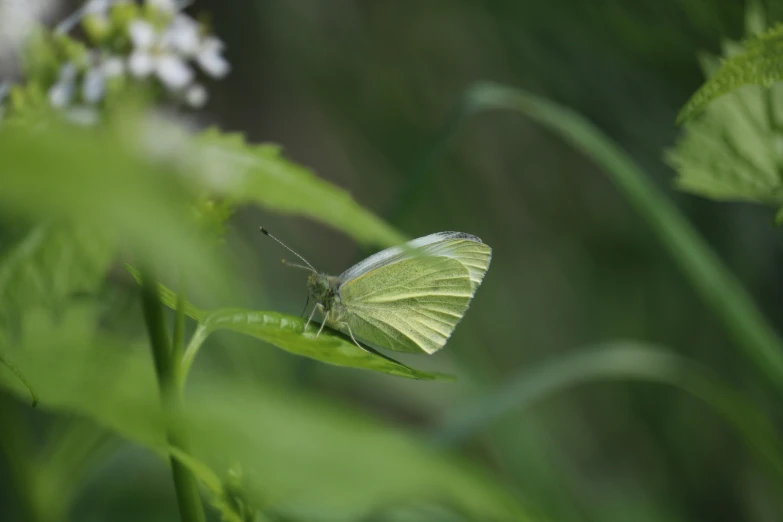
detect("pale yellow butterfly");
top-left (261, 228), bottom-right (491, 354)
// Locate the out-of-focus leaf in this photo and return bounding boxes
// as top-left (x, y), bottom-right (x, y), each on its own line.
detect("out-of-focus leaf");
top-left (0, 223), bottom-right (114, 406)
top-left (0, 224), bottom-right (114, 329)
top-left (0, 309), bottom-right (531, 522)
top-left (0, 120), bottom-right (235, 301)
top-left (667, 47), bottom-right (783, 206)
top-left (0, 352), bottom-right (37, 406)
top-left (193, 129), bottom-right (406, 247)
top-left (677, 23), bottom-right (783, 124)
top-left (199, 309), bottom-right (453, 381)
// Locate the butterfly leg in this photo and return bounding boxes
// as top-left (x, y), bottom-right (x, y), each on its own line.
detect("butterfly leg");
top-left (343, 322), bottom-right (371, 354)
top-left (305, 304), bottom-right (320, 331)
top-left (316, 310), bottom-right (329, 338)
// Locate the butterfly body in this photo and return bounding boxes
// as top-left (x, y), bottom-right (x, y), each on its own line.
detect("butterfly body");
top-left (307, 272), bottom-right (348, 325)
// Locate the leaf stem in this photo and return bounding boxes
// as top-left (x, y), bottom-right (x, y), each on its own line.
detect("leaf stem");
top-left (180, 323), bottom-right (211, 392)
top-left (173, 271), bottom-right (187, 383)
top-left (140, 269), bottom-right (206, 522)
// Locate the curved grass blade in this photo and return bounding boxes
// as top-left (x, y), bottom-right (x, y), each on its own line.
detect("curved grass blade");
top-left (431, 342), bottom-right (783, 481)
top-left (444, 81), bottom-right (783, 393)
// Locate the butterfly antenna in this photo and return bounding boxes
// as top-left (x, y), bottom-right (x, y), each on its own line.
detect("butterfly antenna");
top-left (259, 227), bottom-right (318, 273)
top-left (281, 259), bottom-right (316, 272)
top-left (299, 294), bottom-right (311, 317)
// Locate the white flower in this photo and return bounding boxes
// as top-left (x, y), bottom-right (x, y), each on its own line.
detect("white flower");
top-left (128, 50), bottom-right (155, 78)
top-left (127, 18), bottom-right (194, 90)
top-left (80, 51), bottom-right (126, 104)
top-left (185, 83), bottom-right (207, 108)
top-left (156, 54), bottom-right (194, 90)
top-left (101, 56), bottom-right (125, 78)
top-left (47, 52), bottom-right (122, 116)
top-left (164, 14), bottom-right (201, 56)
top-left (48, 63), bottom-right (78, 108)
top-left (82, 68), bottom-right (105, 103)
top-left (129, 19), bottom-right (156, 49)
top-left (196, 36), bottom-right (230, 78)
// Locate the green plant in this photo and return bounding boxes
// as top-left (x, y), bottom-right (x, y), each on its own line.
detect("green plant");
top-left (0, 2), bottom-right (529, 521)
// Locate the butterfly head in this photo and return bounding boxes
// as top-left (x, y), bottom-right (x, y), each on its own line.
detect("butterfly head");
top-left (307, 272), bottom-right (339, 310)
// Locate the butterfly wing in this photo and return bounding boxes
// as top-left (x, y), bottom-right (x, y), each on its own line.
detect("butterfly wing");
top-left (339, 231), bottom-right (492, 290)
top-left (338, 256), bottom-right (473, 354)
top-left (336, 233), bottom-right (492, 354)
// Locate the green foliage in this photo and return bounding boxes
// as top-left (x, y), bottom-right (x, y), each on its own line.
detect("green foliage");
top-left (677, 23), bottom-right (783, 124)
top-left (449, 82), bottom-right (783, 394)
top-left (668, 45), bottom-right (783, 207)
top-left (195, 129), bottom-right (406, 247)
top-left (0, 308), bottom-right (529, 521)
top-left (0, 223), bottom-right (114, 406)
top-left (0, 224), bottom-right (114, 329)
top-left (126, 266), bottom-right (452, 381)
top-left (0, 62), bottom-right (459, 519)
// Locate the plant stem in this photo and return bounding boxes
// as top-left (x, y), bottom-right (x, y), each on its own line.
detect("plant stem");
top-left (140, 269), bottom-right (206, 522)
top-left (173, 271), bottom-right (187, 371)
top-left (180, 323), bottom-right (210, 392)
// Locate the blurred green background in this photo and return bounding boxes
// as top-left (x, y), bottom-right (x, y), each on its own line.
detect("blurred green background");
top-left (3, 0), bottom-right (783, 521)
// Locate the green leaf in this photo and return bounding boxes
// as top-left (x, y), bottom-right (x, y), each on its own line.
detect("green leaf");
top-left (0, 224), bottom-right (114, 329)
top-left (0, 311), bottom-right (531, 521)
top-left (0, 119), bottom-right (236, 302)
top-left (194, 129), bottom-right (406, 247)
top-left (127, 265), bottom-right (452, 381)
top-left (667, 47), bottom-right (783, 206)
top-left (0, 224), bottom-right (114, 407)
top-left (199, 309), bottom-right (453, 381)
top-left (677, 23), bottom-right (783, 124)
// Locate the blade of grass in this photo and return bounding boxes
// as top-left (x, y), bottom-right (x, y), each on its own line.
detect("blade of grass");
top-left (449, 81), bottom-right (783, 392)
top-left (431, 342), bottom-right (783, 481)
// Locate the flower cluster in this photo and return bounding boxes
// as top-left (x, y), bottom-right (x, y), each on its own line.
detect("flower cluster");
top-left (1, 0), bottom-right (230, 125)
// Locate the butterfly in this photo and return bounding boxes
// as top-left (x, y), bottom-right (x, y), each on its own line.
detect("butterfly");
top-left (261, 228), bottom-right (491, 354)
